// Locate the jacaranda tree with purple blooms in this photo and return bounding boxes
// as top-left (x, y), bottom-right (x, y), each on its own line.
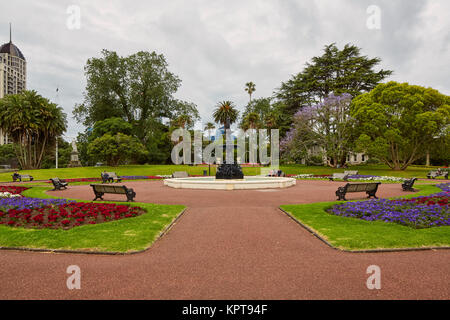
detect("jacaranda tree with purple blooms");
top-left (281, 93), bottom-right (354, 167)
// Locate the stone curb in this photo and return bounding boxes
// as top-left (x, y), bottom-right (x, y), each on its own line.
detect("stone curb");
top-left (0, 208), bottom-right (187, 256)
top-left (279, 207), bottom-right (450, 254)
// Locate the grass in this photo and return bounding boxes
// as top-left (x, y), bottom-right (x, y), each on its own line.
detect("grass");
top-left (0, 186), bottom-right (185, 253)
top-left (280, 184), bottom-right (450, 251)
top-left (0, 164), bottom-right (443, 182)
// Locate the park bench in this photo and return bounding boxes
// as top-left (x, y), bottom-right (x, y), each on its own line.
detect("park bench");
top-left (402, 178), bottom-right (417, 192)
top-left (336, 182), bottom-right (381, 201)
top-left (101, 172), bottom-right (122, 183)
top-left (172, 171), bottom-right (189, 178)
top-left (329, 173), bottom-right (349, 181)
top-left (12, 173), bottom-right (34, 182)
top-left (50, 177), bottom-right (68, 191)
top-left (90, 184), bottom-right (136, 202)
top-left (267, 170), bottom-right (286, 177)
top-left (427, 170), bottom-right (448, 179)
top-left (344, 170), bottom-right (358, 176)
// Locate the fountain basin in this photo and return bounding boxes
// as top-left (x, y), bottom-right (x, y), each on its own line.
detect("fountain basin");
top-left (164, 176), bottom-right (296, 190)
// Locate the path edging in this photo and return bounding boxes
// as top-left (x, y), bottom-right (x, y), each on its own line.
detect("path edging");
top-left (279, 207), bottom-right (450, 254)
top-left (0, 208), bottom-right (188, 256)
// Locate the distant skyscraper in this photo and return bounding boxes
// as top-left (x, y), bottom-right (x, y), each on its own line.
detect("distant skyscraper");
top-left (0, 24), bottom-right (27, 145)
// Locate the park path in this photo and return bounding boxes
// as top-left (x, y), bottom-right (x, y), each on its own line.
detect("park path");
top-left (0, 181), bottom-right (449, 299)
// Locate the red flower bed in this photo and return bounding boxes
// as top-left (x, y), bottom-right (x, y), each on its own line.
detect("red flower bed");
top-left (0, 185), bottom-right (29, 195)
top-left (402, 196), bottom-right (449, 207)
top-left (45, 178), bottom-right (102, 183)
top-left (0, 202), bottom-right (146, 230)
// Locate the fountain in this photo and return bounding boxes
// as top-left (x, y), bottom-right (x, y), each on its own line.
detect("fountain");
top-left (164, 117), bottom-right (296, 190)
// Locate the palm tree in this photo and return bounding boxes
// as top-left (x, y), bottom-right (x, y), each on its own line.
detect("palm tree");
top-left (204, 122), bottom-right (215, 140)
top-left (245, 82), bottom-right (256, 102)
top-left (172, 114), bottom-right (193, 129)
top-left (213, 101), bottom-right (239, 130)
top-left (242, 112), bottom-right (260, 130)
top-left (0, 90), bottom-right (67, 169)
top-left (264, 111), bottom-right (278, 130)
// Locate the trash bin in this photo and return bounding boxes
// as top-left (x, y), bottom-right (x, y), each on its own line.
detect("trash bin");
top-left (203, 170), bottom-right (207, 176)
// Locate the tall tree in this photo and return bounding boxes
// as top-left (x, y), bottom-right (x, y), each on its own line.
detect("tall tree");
top-left (275, 43), bottom-right (393, 116)
top-left (351, 82), bottom-right (450, 170)
top-left (241, 112), bottom-right (260, 130)
top-left (245, 82), bottom-right (256, 102)
top-left (73, 50), bottom-right (199, 143)
top-left (213, 101), bottom-right (239, 129)
top-left (0, 90), bottom-right (67, 169)
top-left (204, 122), bottom-right (215, 140)
top-left (281, 93), bottom-right (354, 167)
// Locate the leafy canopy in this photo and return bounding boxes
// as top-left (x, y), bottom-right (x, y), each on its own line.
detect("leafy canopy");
top-left (275, 43), bottom-right (393, 115)
top-left (0, 90), bottom-right (67, 169)
top-left (87, 133), bottom-right (149, 167)
top-left (351, 81), bottom-right (450, 170)
top-left (73, 50), bottom-right (199, 142)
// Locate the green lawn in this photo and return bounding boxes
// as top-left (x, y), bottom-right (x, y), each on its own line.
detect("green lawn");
top-left (0, 187), bottom-right (185, 253)
top-left (0, 164), bottom-right (441, 182)
top-left (280, 184), bottom-right (450, 251)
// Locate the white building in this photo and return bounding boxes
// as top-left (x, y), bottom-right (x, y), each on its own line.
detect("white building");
top-left (0, 25), bottom-right (27, 145)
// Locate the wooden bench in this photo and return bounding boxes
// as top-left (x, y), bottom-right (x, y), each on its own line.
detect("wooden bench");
top-left (90, 184), bottom-right (136, 202)
top-left (101, 172), bottom-right (122, 183)
top-left (336, 182), bottom-right (381, 201)
top-left (50, 177), bottom-right (68, 191)
top-left (172, 171), bottom-right (189, 178)
top-left (427, 170), bottom-right (448, 179)
top-left (12, 173), bottom-right (34, 182)
top-left (402, 178), bottom-right (417, 192)
top-left (329, 173), bottom-right (349, 181)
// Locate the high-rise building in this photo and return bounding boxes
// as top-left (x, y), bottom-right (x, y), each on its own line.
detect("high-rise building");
top-left (0, 24), bottom-right (27, 145)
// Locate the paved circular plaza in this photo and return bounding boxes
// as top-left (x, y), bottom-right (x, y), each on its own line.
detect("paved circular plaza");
top-left (0, 180), bottom-right (448, 299)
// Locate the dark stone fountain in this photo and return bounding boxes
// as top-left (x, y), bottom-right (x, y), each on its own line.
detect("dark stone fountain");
top-left (215, 117), bottom-right (244, 180)
top-left (216, 163), bottom-right (244, 180)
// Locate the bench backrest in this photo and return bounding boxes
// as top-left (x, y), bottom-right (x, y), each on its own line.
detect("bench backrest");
top-left (345, 182), bottom-right (379, 192)
top-left (333, 173), bottom-right (348, 179)
top-left (172, 171), bottom-right (189, 178)
top-left (103, 172), bottom-right (119, 178)
top-left (91, 184), bottom-right (127, 194)
top-left (51, 177), bottom-right (61, 184)
top-left (344, 170), bottom-right (358, 175)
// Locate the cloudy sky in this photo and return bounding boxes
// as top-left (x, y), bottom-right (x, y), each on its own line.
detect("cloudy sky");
top-left (1, 0), bottom-right (449, 139)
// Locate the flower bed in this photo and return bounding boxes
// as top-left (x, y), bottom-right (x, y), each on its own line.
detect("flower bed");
top-left (292, 174), bottom-right (405, 182)
top-left (347, 175), bottom-right (405, 182)
top-left (120, 175), bottom-right (166, 180)
top-left (45, 178), bottom-right (101, 183)
top-left (329, 183), bottom-right (450, 229)
top-left (0, 185), bottom-right (29, 195)
top-left (0, 192), bottom-right (21, 198)
top-left (0, 198), bottom-right (146, 230)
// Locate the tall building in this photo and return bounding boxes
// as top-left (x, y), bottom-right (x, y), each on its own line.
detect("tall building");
top-left (0, 24), bottom-right (27, 145)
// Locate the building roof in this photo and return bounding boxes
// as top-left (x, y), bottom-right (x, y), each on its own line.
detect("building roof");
top-left (0, 42), bottom-right (26, 60)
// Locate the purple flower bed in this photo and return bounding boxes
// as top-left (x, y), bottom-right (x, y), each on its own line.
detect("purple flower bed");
top-left (0, 197), bottom-right (75, 211)
top-left (329, 183), bottom-right (450, 229)
top-left (347, 174), bottom-right (379, 179)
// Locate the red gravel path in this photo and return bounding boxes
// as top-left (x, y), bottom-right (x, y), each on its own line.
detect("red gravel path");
top-left (0, 180), bottom-right (448, 300)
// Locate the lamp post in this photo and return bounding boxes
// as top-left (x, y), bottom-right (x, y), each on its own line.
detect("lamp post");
top-left (55, 138), bottom-right (58, 169)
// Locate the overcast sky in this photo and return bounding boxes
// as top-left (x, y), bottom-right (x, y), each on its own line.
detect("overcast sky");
top-left (1, 0), bottom-right (449, 139)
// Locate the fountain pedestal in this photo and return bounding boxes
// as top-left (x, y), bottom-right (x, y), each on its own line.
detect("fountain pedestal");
top-left (215, 163), bottom-right (244, 180)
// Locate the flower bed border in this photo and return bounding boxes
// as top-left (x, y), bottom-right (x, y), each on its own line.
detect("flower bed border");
top-left (279, 207), bottom-right (450, 253)
top-left (0, 207), bottom-right (187, 255)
